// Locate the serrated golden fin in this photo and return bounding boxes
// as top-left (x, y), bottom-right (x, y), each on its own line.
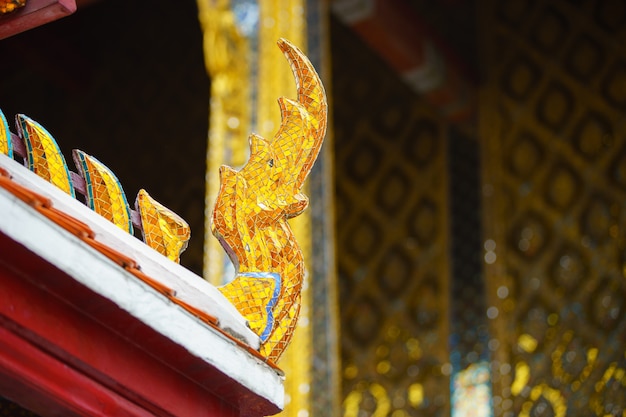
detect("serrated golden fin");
top-left (16, 114), bottom-right (75, 197)
top-left (73, 149), bottom-right (133, 234)
top-left (135, 189), bottom-right (190, 263)
top-left (211, 38), bottom-right (328, 363)
top-left (276, 37), bottom-right (327, 191)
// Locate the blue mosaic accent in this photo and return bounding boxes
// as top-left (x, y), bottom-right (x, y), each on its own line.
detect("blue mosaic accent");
top-left (232, 0), bottom-right (259, 37)
top-left (232, 0), bottom-right (259, 134)
top-left (0, 109), bottom-right (13, 159)
top-left (238, 271), bottom-right (281, 342)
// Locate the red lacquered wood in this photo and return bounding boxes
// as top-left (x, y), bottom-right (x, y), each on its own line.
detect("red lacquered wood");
top-left (0, 325), bottom-right (156, 417)
top-left (0, 229), bottom-right (278, 416)
top-left (0, 0), bottom-right (76, 40)
top-left (333, 0), bottom-right (475, 123)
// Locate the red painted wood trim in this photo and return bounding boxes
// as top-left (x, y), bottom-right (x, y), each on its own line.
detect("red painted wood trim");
top-left (333, 0), bottom-right (475, 123)
top-left (350, 0), bottom-right (427, 73)
top-left (0, 325), bottom-right (156, 417)
top-left (0, 231), bottom-right (278, 416)
top-left (0, 0), bottom-right (76, 40)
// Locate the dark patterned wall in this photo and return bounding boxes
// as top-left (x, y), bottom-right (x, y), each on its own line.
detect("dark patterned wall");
top-left (480, 0), bottom-right (626, 415)
top-left (331, 17), bottom-right (451, 416)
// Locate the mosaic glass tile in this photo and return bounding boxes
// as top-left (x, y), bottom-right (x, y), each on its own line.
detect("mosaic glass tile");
top-left (17, 114), bottom-right (74, 198)
top-left (73, 149), bottom-right (133, 234)
top-left (0, 109), bottom-right (12, 158)
top-left (219, 272), bottom-right (280, 342)
top-left (135, 189), bottom-right (190, 264)
top-left (0, 0), bottom-right (25, 14)
top-left (211, 38), bottom-right (327, 363)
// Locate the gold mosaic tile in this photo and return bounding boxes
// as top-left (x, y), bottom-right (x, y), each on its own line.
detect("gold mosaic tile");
top-left (211, 39), bottom-right (327, 363)
top-left (73, 149), bottom-right (133, 234)
top-left (0, 109), bottom-right (12, 158)
top-left (135, 189), bottom-right (190, 263)
top-left (17, 114), bottom-right (75, 198)
top-left (219, 273), bottom-right (279, 341)
top-left (0, 0), bottom-right (25, 14)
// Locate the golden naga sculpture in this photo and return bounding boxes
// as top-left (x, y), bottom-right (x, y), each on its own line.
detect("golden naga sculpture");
top-left (211, 38), bottom-right (327, 363)
top-left (0, 37), bottom-right (326, 363)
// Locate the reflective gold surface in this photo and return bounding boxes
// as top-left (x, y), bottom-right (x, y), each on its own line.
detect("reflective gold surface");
top-left (211, 38), bottom-right (326, 363)
top-left (2, 110), bottom-right (196, 261)
top-left (196, 0), bottom-right (251, 286)
top-left (73, 149), bottom-right (133, 234)
top-left (331, 17), bottom-right (452, 415)
top-left (136, 189), bottom-right (190, 263)
top-left (17, 114), bottom-right (74, 198)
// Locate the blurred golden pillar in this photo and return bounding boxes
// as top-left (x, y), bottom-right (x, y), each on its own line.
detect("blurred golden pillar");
top-left (256, 1), bottom-right (311, 416)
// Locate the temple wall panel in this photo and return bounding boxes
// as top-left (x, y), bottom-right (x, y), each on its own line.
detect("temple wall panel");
top-left (479, 1), bottom-right (626, 415)
top-left (331, 17), bottom-right (451, 416)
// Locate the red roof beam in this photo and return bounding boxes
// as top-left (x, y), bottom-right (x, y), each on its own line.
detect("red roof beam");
top-left (331, 0), bottom-right (476, 124)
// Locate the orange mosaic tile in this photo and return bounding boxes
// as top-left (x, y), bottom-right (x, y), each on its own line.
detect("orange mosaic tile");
top-left (73, 149), bottom-right (133, 234)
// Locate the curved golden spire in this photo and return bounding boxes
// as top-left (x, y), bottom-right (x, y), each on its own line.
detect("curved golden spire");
top-left (211, 38), bottom-right (327, 362)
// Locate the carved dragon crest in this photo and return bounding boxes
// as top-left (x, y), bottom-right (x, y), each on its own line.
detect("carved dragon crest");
top-left (0, 37), bottom-right (326, 364)
top-left (211, 38), bottom-right (327, 363)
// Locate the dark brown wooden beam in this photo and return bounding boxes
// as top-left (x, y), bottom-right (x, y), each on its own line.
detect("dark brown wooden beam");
top-left (332, 0), bottom-right (476, 125)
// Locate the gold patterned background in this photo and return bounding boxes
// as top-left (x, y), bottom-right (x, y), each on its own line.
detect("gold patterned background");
top-left (480, 0), bottom-right (626, 416)
top-left (331, 18), bottom-right (451, 416)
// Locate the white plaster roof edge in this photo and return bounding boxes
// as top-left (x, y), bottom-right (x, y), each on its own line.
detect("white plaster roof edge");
top-left (0, 154), bottom-right (284, 407)
top-left (0, 153), bottom-right (256, 346)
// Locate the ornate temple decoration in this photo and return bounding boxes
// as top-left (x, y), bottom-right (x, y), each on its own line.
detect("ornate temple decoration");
top-left (17, 114), bottom-right (75, 198)
top-left (0, 37), bottom-right (325, 366)
top-left (73, 149), bottom-right (133, 234)
top-left (197, 1), bottom-right (330, 413)
top-left (0, 0), bottom-right (25, 14)
top-left (480, 1), bottom-right (626, 415)
top-left (211, 38), bottom-right (327, 363)
top-left (330, 19), bottom-right (452, 415)
top-left (197, 0), bottom-right (340, 417)
top-left (252, 3), bottom-right (316, 415)
top-left (136, 189), bottom-right (191, 264)
top-left (0, 108), bottom-right (189, 264)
